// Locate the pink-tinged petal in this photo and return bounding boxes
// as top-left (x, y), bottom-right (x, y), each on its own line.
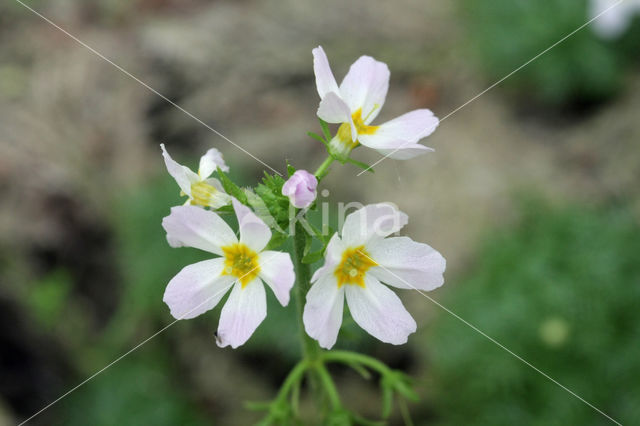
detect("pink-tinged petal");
top-left (163, 258), bottom-right (235, 319)
top-left (358, 109), bottom-right (439, 159)
top-left (312, 46), bottom-right (340, 98)
top-left (341, 203), bottom-right (408, 247)
top-left (317, 91), bottom-right (351, 123)
top-left (345, 275), bottom-right (416, 345)
top-left (160, 144), bottom-right (200, 195)
top-left (199, 147), bottom-right (229, 178)
top-left (367, 237), bottom-right (446, 291)
top-left (216, 279), bottom-right (267, 348)
top-left (162, 205), bottom-right (237, 255)
top-left (303, 273), bottom-right (345, 349)
top-left (339, 55), bottom-right (390, 122)
top-left (311, 233), bottom-right (345, 282)
top-left (282, 170), bottom-right (318, 209)
top-left (258, 250), bottom-right (295, 306)
top-left (232, 198), bottom-right (271, 252)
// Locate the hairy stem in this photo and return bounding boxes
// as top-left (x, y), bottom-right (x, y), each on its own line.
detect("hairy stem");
top-left (314, 155), bottom-right (335, 182)
top-left (292, 222), bottom-right (320, 361)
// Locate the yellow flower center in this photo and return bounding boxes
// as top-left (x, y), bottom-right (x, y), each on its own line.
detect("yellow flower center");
top-left (336, 108), bottom-right (380, 148)
top-left (221, 243), bottom-right (260, 287)
top-left (190, 181), bottom-right (219, 207)
top-left (334, 246), bottom-right (377, 288)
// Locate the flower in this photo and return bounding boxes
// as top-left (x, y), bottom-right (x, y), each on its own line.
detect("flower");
top-left (282, 170), bottom-right (318, 209)
top-left (162, 198), bottom-right (295, 348)
top-left (590, 0), bottom-right (640, 39)
top-left (303, 203), bottom-right (446, 349)
top-left (312, 46), bottom-right (439, 161)
top-left (161, 144), bottom-right (231, 209)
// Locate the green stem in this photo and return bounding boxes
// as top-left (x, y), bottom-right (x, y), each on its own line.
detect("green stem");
top-left (314, 155), bottom-right (335, 181)
top-left (292, 222), bottom-right (320, 361)
top-left (322, 350), bottom-right (394, 376)
top-left (275, 360), bottom-right (309, 402)
top-left (315, 364), bottom-right (342, 409)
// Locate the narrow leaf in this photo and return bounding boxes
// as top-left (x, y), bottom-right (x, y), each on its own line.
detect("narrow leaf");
top-left (346, 157), bottom-right (374, 173)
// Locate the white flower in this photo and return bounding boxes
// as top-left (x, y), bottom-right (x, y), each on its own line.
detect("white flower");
top-left (590, 0), bottom-right (640, 39)
top-left (282, 170), bottom-right (318, 209)
top-left (312, 46), bottom-right (439, 161)
top-left (162, 198), bottom-right (295, 348)
top-left (161, 144), bottom-right (231, 209)
top-left (303, 203), bottom-right (446, 349)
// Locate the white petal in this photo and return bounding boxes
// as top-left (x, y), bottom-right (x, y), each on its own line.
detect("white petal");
top-left (358, 109), bottom-right (439, 157)
top-left (303, 273), bottom-right (345, 349)
top-left (367, 237), bottom-right (446, 291)
top-left (339, 55), bottom-right (390, 122)
top-left (317, 92), bottom-right (358, 142)
top-left (216, 279), bottom-right (267, 349)
top-left (232, 198), bottom-right (271, 252)
top-left (341, 203), bottom-right (408, 247)
top-left (311, 232), bottom-right (345, 282)
top-left (163, 258), bottom-right (235, 319)
top-left (312, 46), bottom-right (340, 98)
top-left (345, 275), bottom-right (416, 345)
top-left (199, 147), bottom-right (229, 177)
top-left (201, 178), bottom-right (232, 209)
top-left (162, 205), bottom-right (237, 255)
top-left (258, 250), bottom-right (295, 306)
top-left (160, 144), bottom-right (200, 195)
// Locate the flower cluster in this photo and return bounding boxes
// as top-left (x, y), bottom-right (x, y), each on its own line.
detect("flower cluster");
top-left (159, 47), bottom-right (445, 353)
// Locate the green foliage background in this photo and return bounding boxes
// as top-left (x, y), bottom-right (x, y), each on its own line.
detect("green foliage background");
top-left (429, 199), bottom-right (640, 425)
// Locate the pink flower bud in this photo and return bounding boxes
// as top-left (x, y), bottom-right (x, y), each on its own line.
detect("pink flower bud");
top-left (282, 170), bottom-right (318, 209)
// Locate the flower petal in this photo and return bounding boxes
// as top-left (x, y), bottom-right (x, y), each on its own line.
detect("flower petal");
top-left (345, 275), bottom-right (416, 345)
top-left (216, 279), bottom-right (267, 348)
top-left (199, 147), bottom-right (229, 178)
top-left (339, 55), bottom-right (390, 123)
top-left (312, 46), bottom-right (340, 99)
top-left (232, 198), bottom-right (271, 252)
top-left (258, 250), bottom-right (295, 306)
top-left (367, 237), bottom-right (446, 291)
top-left (303, 273), bottom-right (345, 349)
top-left (317, 92), bottom-right (357, 140)
top-left (162, 205), bottom-right (237, 255)
top-left (163, 258), bottom-right (235, 319)
top-left (341, 203), bottom-right (408, 247)
top-left (201, 178), bottom-right (232, 209)
top-left (311, 232), bottom-right (345, 282)
top-left (358, 109), bottom-right (439, 158)
top-left (161, 144), bottom-right (200, 195)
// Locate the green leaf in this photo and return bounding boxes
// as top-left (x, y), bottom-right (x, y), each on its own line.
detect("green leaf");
top-left (345, 157), bottom-right (374, 173)
top-left (217, 167), bottom-right (248, 204)
top-left (287, 162), bottom-right (296, 177)
top-left (307, 131), bottom-right (328, 147)
top-left (319, 117), bottom-right (332, 141)
top-left (266, 231), bottom-right (289, 250)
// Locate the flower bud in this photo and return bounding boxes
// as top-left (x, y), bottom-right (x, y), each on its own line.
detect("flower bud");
top-left (282, 170), bottom-right (318, 209)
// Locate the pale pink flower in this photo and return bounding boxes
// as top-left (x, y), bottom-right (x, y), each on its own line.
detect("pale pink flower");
top-left (161, 144), bottom-right (231, 209)
top-left (312, 46), bottom-right (439, 161)
top-left (282, 170), bottom-right (318, 209)
top-left (162, 198), bottom-right (295, 348)
top-left (303, 203), bottom-right (446, 349)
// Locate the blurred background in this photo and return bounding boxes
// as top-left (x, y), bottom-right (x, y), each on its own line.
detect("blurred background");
top-left (1, 0), bottom-right (639, 424)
